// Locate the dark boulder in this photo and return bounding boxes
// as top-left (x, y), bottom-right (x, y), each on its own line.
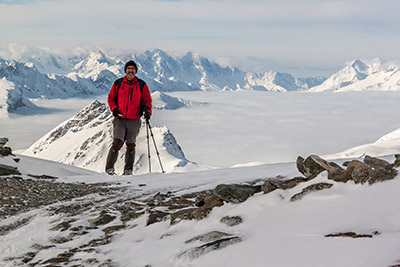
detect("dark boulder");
top-left (214, 184), bottom-right (260, 203)
top-left (296, 155), bottom-right (335, 179)
top-left (0, 163), bottom-right (21, 175)
top-left (220, 216), bottom-right (243, 227)
top-left (290, 182), bottom-right (333, 202)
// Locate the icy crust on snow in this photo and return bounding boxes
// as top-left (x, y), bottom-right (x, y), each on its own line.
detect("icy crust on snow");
top-left (22, 100), bottom-right (198, 174)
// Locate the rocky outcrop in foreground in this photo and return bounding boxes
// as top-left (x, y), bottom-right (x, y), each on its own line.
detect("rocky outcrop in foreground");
top-left (1, 143), bottom-right (399, 266)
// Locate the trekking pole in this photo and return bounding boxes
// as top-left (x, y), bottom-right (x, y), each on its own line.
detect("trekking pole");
top-left (146, 119), bottom-right (165, 173)
top-left (146, 120), bottom-right (151, 173)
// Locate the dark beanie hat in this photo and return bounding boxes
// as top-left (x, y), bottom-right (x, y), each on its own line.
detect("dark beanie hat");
top-left (124, 60), bottom-right (137, 73)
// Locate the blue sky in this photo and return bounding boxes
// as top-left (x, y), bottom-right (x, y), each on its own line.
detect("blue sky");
top-left (1, 0), bottom-right (399, 76)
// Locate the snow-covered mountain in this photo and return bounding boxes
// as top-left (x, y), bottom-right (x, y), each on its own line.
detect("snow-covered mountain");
top-left (0, 60), bottom-right (98, 99)
top-left (0, 77), bottom-right (37, 114)
top-left (308, 58), bottom-right (400, 92)
top-left (22, 95), bottom-right (200, 174)
top-left (0, 46), bottom-right (328, 114)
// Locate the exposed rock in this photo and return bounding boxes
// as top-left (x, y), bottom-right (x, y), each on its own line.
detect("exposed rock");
top-left (103, 225), bottom-right (126, 235)
top-left (0, 176), bottom-right (115, 218)
top-left (191, 195), bottom-right (224, 220)
top-left (290, 182), bottom-right (333, 202)
top-left (0, 137), bottom-right (8, 146)
top-left (120, 210), bottom-right (145, 222)
top-left (363, 155), bottom-right (391, 169)
top-left (296, 154), bottom-right (400, 185)
top-left (342, 157), bottom-right (398, 185)
top-left (261, 179), bottom-right (278, 194)
top-left (170, 195), bottom-right (224, 225)
top-left (325, 231), bottom-right (380, 238)
top-left (296, 156), bottom-right (308, 177)
top-left (185, 231), bottom-right (234, 244)
top-left (0, 164), bottom-right (20, 175)
top-left (394, 154), bottom-right (400, 167)
top-left (50, 220), bottom-right (75, 231)
top-left (220, 216), bottom-right (243, 227)
top-left (89, 213), bottom-right (116, 226)
top-left (147, 210), bottom-right (170, 226)
top-left (27, 174), bottom-right (57, 180)
top-left (0, 146), bottom-right (13, 157)
top-left (296, 155), bottom-right (334, 179)
top-left (177, 236), bottom-right (242, 260)
top-left (214, 184), bottom-right (260, 203)
top-left (262, 176), bottom-right (308, 194)
top-left (170, 208), bottom-right (198, 225)
top-left (0, 137), bottom-right (13, 157)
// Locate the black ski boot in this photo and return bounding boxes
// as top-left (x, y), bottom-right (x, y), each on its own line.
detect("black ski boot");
top-left (105, 139), bottom-right (123, 175)
top-left (123, 143), bottom-right (135, 175)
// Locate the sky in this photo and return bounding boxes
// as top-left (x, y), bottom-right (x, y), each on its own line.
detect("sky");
top-left (1, 0), bottom-right (400, 76)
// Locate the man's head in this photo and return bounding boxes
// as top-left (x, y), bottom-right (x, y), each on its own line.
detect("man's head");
top-left (124, 60), bottom-right (137, 81)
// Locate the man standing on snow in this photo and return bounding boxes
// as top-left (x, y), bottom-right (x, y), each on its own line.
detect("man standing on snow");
top-left (105, 60), bottom-right (152, 175)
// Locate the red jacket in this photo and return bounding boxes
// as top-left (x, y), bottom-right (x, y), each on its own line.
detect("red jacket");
top-left (108, 76), bottom-right (152, 119)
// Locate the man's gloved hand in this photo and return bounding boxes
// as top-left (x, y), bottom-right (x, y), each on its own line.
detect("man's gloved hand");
top-left (112, 108), bottom-right (121, 117)
top-left (144, 110), bottom-right (151, 121)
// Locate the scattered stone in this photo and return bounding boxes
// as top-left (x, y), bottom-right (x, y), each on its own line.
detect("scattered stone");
top-left (261, 179), bottom-right (278, 194)
top-left (0, 216), bottom-right (32, 236)
top-left (220, 216), bottom-right (243, 227)
top-left (89, 214), bottom-right (116, 226)
top-left (363, 155), bottom-right (391, 169)
top-left (51, 236), bottom-right (73, 244)
top-left (170, 195), bottom-right (224, 225)
top-left (147, 210), bottom-right (170, 226)
top-left (0, 137), bottom-right (8, 146)
top-left (295, 154), bottom-right (400, 185)
top-left (185, 231), bottom-right (234, 244)
top-left (120, 210), bottom-right (144, 222)
top-left (290, 182), bottom-right (333, 202)
top-left (42, 251), bottom-right (74, 264)
top-left (21, 252), bottom-right (36, 264)
top-left (170, 208), bottom-right (197, 225)
top-left (0, 146), bottom-right (13, 157)
top-left (28, 174), bottom-right (58, 180)
top-left (103, 225), bottom-right (126, 235)
top-left (0, 164), bottom-right (20, 175)
top-left (262, 176), bottom-right (308, 194)
top-left (214, 184), bottom-right (260, 203)
top-left (51, 220), bottom-right (75, 231)
top-left (394, 154), bottom-right (400, 167)
top-left (325, 231), bottom-right (380, 238)
top-left (178, 236), bottom-right (242, 260)
top-left (191, 195), bottom-right (224, 220)
top-left (327, 165), bottom-right (350, 183)
top-left (296, 155), bottom-right (334, 179)
top-left (0, 176), bottom-right (116, 218)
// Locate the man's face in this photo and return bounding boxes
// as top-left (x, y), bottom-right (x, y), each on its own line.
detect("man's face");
top-left (126, 66), bottom-right (136, 81)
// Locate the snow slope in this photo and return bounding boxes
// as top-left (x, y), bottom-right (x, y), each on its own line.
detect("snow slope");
top-left (1, 149), bottom-right (400, 267)
top-left (324, 127), bottom-right (400, 160)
